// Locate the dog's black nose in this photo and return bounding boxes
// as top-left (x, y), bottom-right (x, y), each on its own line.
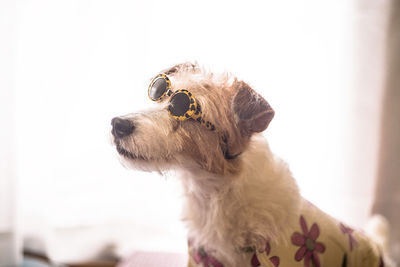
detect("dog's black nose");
top-left (111, 117), bottom-right (135, 138)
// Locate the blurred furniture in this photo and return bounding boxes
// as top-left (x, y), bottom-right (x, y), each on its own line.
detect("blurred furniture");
top-left (117, 252), bottom-right (187, 267)
top-left (20, 257), bottom-right (55, 267)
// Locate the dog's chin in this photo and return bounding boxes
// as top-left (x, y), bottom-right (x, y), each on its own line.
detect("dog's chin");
top-left (114, 142), bottom-right (173, 172)
top-left (116, 143), bottom-right (146, 160)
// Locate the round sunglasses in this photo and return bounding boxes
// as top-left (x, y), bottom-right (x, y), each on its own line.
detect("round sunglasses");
top-left (148, 74), bottom-right (216, 131)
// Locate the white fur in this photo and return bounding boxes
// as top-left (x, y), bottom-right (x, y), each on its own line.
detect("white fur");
top-left (366, 215), bottom-right (397, 267)
top-left (179, 134), bottom-right (301, 264)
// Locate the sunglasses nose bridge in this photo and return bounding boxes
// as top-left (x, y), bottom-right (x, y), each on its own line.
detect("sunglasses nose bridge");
top-left (166, 89), bottom-right (173, 97)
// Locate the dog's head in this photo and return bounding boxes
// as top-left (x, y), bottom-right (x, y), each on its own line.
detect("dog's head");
top-left (111, 63), bottom-right (274, 175)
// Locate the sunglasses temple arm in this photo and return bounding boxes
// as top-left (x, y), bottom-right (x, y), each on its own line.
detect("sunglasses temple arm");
top-left (196, 115), bottom-right (216, 131)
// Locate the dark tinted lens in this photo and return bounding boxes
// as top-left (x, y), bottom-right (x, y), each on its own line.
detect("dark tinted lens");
top-left (168, 92), bottom-right (190, 116)
top-left (149, 78), bottom-right (168, 100)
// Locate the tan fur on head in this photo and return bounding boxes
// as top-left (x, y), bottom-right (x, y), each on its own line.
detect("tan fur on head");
top-left (111, 63), bottom-right (300, 265)
top-left (113, 62), bottom-right (274, 176)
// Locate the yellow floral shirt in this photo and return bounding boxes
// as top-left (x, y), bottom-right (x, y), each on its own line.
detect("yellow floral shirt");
top-left (188, 200), bottom-right (384, 267)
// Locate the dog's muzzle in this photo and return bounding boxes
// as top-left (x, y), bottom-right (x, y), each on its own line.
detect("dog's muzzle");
top-left (111, 117), bottom-right (135, 138)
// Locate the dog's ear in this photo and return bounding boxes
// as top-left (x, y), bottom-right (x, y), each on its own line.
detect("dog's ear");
top-left (232, 80), bottom-right (274, 136)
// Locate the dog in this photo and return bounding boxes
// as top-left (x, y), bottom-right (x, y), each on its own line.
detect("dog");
top-left (111, 63), bottom-right (391, 267)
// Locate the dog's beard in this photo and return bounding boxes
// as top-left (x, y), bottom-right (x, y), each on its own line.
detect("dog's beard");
top-left (114, 139), bottom-right (161, 161)
top-left (113, 138), bottom-right (177, 172)
top-left (115, 140), bottom-right (145, 160)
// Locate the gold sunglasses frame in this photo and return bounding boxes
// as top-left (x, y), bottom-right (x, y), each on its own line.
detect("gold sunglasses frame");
top-left (148, 74), bottom-right (216, 131)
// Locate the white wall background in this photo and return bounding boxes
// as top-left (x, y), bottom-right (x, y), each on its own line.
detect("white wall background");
top-left (3, 0), bottom-right (388, 262)
top-left (0, 0), bottom-right (21, 265)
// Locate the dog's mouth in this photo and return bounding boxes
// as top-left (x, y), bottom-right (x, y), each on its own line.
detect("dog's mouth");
top-left (115, 142), bottom-right (145, 160)
top-left (115, 141), bottom-right (165, 161)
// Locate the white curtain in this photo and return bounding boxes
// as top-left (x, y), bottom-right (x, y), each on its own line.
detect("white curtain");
top-left (6, 0), bottom-right (391, 262)
top-left (373, 0), bottom-right (400, 263)
top-left (0, 0), bottom-right (21, 266)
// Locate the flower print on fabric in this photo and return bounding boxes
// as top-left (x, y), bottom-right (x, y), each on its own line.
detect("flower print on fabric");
top-left (251, 242), bottom-right (280, 267)
top-left (192, 247), bottom-right (224, 267)
top-left (291, 215), bottom-right (326, 267)
top-left (339, 223), bottom-right (359, 251)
